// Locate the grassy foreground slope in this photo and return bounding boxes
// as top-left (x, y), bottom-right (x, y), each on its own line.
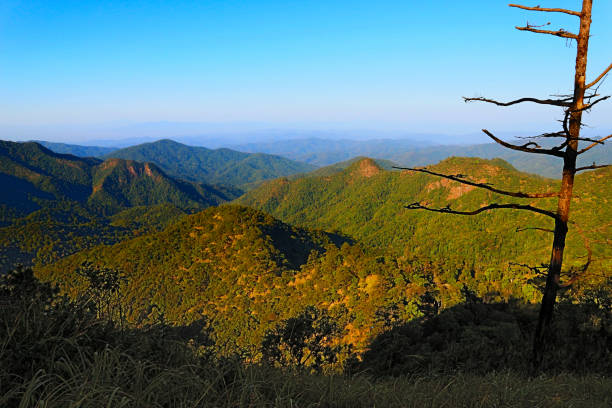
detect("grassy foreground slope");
top-left (238, 157), bottom-right (611, 283)
top-left (3, 284), bottom-right (610, 407)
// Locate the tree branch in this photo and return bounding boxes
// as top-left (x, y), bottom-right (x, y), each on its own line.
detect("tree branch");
top-left (482, 129), bottom-right (565, 157)
top-left (577, 134), bottom-right (612, 154)
top-left (508, 4), bottom-right (581, 17)
top-left (509, 262), bottom-right (548, 275)
top-left (516, 226), bottom-right (554, 233)
top-left (463, 96), bottom-right (572, 107)
top-left (575, 95), bottom-right (611, 114)
top-left (515, 25), bottom-right (578, 39)
top-left (586, 62), bottom-right (612, 89)
top-left (393, 166), bottom-right (558, 198)
top-left (405, 202), bottom-right (557, 220)
top-left (575, 163), bottom-right (610, 172)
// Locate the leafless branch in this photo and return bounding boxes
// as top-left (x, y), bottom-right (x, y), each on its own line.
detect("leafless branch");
top-left (577, 134), bottom-right (612, 154)
top-left (518, 133), bottom-right (603, 145)
top-left (586, 62), bottom-right (612, 89)
top-left (508, 4), bottom-right (581, 17)
top-left (515, 25), bottom-right (578, 39)
top-left (393, 166), bottom-right (559, 198)
top-left (517, 131), bottom-right (566, 139)
top-left (575, 163), bottom-right (611, 172)
top-left (579, 95), bottom-right (611, 112)
top-left (561, 108), bottom-right (571, 138)
top-left (516, 226), bottom-right (554, 233)
top-left (405, 202), bottom-right (558, 220)
top-left (482, 129), bottom-right (565, 157)
top-left (510, 262), bottom-right (548, 274)
top-left (463, 96), bottom-right (572, 107)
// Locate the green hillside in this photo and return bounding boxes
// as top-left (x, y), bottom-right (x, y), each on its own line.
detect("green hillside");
top-left (0, 140), bottom-right (98, 220)
top-left (35, 202), bottom-right (610, 366)
top-left (0, 140), bottom-right (233, 219)
top-left (0, 140), bottom-right (236, 272)
top-left (88, 158), bottom-right (230, 214)
top-left (290, 156), bottom-right (397, 179)
top-left (237, 157), bottom-right (611, 282)
top-left (36, 205), bottom-right (487, 358)
top-left (0, 202), bottom-right (187, 273)
top-left (104, 139), bottom-right (316, 190)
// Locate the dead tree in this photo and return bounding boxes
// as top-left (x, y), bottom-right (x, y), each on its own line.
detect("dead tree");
top-left (396, 0), bottom-right (611, 367)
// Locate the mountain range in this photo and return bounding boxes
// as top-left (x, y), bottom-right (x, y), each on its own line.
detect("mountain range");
top-left (0, 140), bottom-right (231, 219)
top-left (238, 157), bottom-right (611, 280)
top-left (1, 135), bottom-right (608, 368)
top-left (0, 140), bottom-right (232, 271)
top-left (103, 139), bottom-right (316, 190)
top-left (233, 137), bottom-right (612, 178)
top-left (36, 136), bottom-right (611, 179)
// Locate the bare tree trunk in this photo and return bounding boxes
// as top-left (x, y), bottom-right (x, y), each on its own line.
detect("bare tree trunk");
top-left (533, 0), bottom-right (592, 367)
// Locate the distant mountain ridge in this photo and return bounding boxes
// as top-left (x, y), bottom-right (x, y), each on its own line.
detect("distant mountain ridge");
top-left (232, 137), bottom-right (430, 167)
top-left (34, 140), bottom-right (118, 157)
top-left (232, 137), bottom-right (612, 178)
top-left (104, 139), bottom-right (316, 190)
top-left (30, 136), bottom-right (611, 180)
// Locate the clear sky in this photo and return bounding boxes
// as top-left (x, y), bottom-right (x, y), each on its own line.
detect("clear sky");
top-left (0, 0), bottom-right (610, 142)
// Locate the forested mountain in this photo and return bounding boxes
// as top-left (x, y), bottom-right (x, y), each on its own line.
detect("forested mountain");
top-left (104, 139), bottom-right (316, 190)
top-left (0, 140), bottom-right (232, 220)
top-left (238, 157), bottom-right (612, 281)
top-left (0, 140), bottom-right (235, 272)
top-left (291, 156), bottom-right (397, 179)
top-left (33, 205), bottom-right (535, 359)
top-left (34, 140), bottom-right (117, 157)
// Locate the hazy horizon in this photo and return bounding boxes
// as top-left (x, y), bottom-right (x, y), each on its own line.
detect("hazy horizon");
top-left (2, 0), bottom-right (611, 144)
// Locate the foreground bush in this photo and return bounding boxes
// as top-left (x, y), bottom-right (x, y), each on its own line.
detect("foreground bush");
top-left (1, 268), bottom-right (611, 407)
top-left (360, 298), bottom-right (611, 376)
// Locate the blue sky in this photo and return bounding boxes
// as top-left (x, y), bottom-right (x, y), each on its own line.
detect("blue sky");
top-left (0, 0), bottom-right (610, 142)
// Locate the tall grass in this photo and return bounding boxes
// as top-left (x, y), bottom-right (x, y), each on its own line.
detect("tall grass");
top-left (2, 297), bottom-right (611, 407)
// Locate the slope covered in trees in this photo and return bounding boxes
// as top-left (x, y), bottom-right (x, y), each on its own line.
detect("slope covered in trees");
top-left (35, 203), bottom-right (611, 368)
top-left (0, 140), bottom-right (233, 220)
top-left (34, 205), bottom-right (465, 358)
top-left (0, 140), bottom-right (235, 272)
top-left (0, 203), bottom-right (187, 273)
top-left (238, 157), bottom-right (611, 285)
top-left (104, 139), bottom-right (316, 190)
